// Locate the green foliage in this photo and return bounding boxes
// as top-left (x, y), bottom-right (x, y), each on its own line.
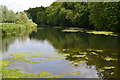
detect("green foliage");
top-left (16, 12), bottom-right (37, 28)
top-left (0, 5), bottom-right (17, 23)
top-left (25, 2), bottom-right (91, 27)
top-left (72, 3), bottom-right (91, 28)
top-left (46, 2), bottom-right (63, 26)
top-left (36, 11), bottom-right (47, 25)
top-left (0, 23), bottom-right (37, 52)
top-left (0, 5), bottom-right (37, 28)
top-left (57, 8), bottom-right (71, 26)
top-left (25, 2), bottom-right (120, 33)
top-left (1, 23), bottom-right (26, 37)
top-left (24, 6), bottom-right (46, 22)
top-left (89, 2), bottom-right (120, 32)
top-left (16, 12), bottom-right (30, 24)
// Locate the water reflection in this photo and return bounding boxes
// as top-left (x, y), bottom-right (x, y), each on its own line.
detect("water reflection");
top-left (1, 27), bottom-right (119, 78)
top-left (0, 28), bottom-right (36, 53)
top-left (30, 27), bottom-right (119, 78)
top-left (30, 27), bottom-right (119, 52)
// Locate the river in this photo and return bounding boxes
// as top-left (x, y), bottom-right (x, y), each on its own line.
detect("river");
top-left (1, 27), bottom-right (119, 78)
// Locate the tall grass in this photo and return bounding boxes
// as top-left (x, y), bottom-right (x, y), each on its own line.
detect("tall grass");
top-left (0, 23), bottom-right (36, 38)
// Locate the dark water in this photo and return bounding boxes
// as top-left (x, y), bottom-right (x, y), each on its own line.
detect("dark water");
top-left (1, 27), bottom-right (119, 78)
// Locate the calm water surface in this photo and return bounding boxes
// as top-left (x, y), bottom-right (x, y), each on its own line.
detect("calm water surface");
top-left (1, 27), bottom-right (119, 78)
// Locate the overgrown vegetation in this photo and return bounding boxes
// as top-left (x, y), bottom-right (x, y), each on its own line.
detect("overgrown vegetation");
top-left (0, 5), bottom-right (37, 28)
top-left (25, 2), bottom-right (120, 33)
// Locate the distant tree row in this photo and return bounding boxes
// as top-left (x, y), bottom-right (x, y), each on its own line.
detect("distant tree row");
top-left (25, 2), bottom-right (120, 33)
top-left (0, 5), bottom-right (37, 27)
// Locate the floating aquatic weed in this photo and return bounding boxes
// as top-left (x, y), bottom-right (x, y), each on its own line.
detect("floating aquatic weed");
top-left (98, 69), bottom-right (105, 72)
top-left (104, 66), bottom-right (115, 70)
top-left (63, 71), bottom-right (80, 75)
top-left (37, 71), bottom-right (64, 78)
top-left (2, 60), bottom-right (64, 78)
top-left (78, 52), bottom-right (87, 55)
top-left (73, 54), bottom-right (86, 58)
top-left (2, 60), bottom-right (24, 78)
top-left (9, 53), bottom-right (40, 63)
top-left (1, 60), bottom-right (14, 68)
top-left (43, 56), bottom-right (64, 59)
top-left (26, 56), bottom-right (43, 58)
top-left (104, 57), bottom-right (117, 61)
top-left (91, 52), bottom-right (98, 55)
top-left (2, 69), bottom-right (64, 78)
top-left (86, 31), bottom-right (118, 36)
top-left (87, 49), bottom-right (103, 53)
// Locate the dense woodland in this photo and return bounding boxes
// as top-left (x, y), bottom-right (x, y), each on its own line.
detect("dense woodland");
top-left (25, 2), bottom-right (120, 33)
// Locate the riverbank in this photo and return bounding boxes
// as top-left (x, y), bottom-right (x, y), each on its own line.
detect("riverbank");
top-left (0, 23), bottom-right (37, 29)
top-left (0, 23), bottom-right (37, 38)
top-left (62, 27), bottom-right (119, 36)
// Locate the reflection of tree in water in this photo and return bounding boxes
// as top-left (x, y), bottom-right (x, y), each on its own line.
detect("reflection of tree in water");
top-left (1, 37), bottom-right (16, 52)
top-left (62, 49), bottom-right (118, 78)
top-left (30, 27), bottom-right (119, 78)
top-left (1, 28), bottom-right (35, 52)
top-left (30, 27), bottom-right (119, 51)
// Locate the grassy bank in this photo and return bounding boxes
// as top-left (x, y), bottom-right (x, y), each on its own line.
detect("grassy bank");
top-left (0, 23), bottom-right (37, 38)
top-left (0, 23), bottom-right (37, 29)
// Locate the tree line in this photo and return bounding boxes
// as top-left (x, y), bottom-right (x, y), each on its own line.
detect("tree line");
top-left (25, 2), bottom-right (120, 33)
top-left (0, 5), bottom-right (37, 27)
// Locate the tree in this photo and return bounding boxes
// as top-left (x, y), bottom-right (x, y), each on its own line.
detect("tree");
top-left (45, 2), bottom-right (63, 26)
top-left (15, 12), bottom-right (37, 28)
top-left (16, 12), bottom-right (30, 24)
top-left (57, 8), bottom-right (72, 26)
top-left (89, 3), bottom-right (108, 30)
top-left (89, 2), bottom-right (120, 32)
top-left (24, 6), bottom-right (46, 23)
top-left (0, 5), bottom-right (16, 23)
top-left (0, 6), bottom-right (3, 22)
top-left (25, 2), bottom-right (120, 33)
top-left (73, 3), bottom-right (91, 29)
top-left (36, 11), bottom-right (47, 25)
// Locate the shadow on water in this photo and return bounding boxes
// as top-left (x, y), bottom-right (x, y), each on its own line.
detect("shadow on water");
top-left (1, 26), bottom-right (119, 78)
top-left (30, 27), bottom-right (119, 78)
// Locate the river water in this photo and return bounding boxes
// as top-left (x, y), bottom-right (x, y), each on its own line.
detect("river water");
top-left (1, 27), bottom-right (119, 78)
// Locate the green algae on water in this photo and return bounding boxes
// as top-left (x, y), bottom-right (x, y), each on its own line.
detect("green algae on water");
top-left (63, 71), bottom-right (80, 75)
top-left (9, 53), bottom-right (40, 63)
top-left (2, 60), bottom-right (64, 78)
top-left (43, 56), bottom-right (64, 59)
top-left (2, 53), bottom-right (65, 78)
